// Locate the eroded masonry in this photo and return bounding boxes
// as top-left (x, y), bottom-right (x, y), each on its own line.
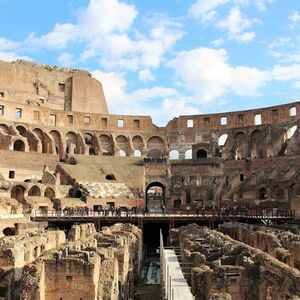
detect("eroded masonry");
top-left (0, 60), bottom-right (300, 299)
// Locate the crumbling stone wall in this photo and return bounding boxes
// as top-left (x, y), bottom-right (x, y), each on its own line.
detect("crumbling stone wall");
top-left (18, 223), bottom-right (142, 300)
top-left (219, 223), bottom-right (300, 270)
top-left (170, 224), bottom-right (300, 300)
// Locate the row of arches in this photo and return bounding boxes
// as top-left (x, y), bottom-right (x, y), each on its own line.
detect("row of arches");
top-left (11, 185), bottom-right (56, 203)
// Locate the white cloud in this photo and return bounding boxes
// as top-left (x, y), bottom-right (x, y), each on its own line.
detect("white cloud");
top-left (57, 52), bottom-right (74, 67)
top-left (0, 51), bottom-right (30, 62)
top-left (217, 7), bottom-right (258, 42)
top-left (272, 64), bottom-right (300, 81)
top-left (169, 47), bottom-right (268, 102)
top-left (26, 2), bottom-right (183, 73)
top-left (289, 11), bottom-right (300, 28)
top-left (0, 37), bottom-right (20, 51)
top-left (139, 69), bottom-right (154, 82)
top-left (189, 0), bottom-right (229, 23)
top-left (211, 38), bottom-right (224, 47)
top-left (92, 69), bottom-right (199, 125)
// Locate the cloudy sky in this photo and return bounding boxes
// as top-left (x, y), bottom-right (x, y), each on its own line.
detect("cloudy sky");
top-left (0, 0), bottom-right (300, 125)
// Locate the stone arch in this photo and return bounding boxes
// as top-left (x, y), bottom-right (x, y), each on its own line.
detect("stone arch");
top-left (16, 125), bottom-right (27, 137)
top-left (218, 134), bottom-right (228, 146)
top-left (65, 131), bottom-right (78, 154)
top-left (11, 185), bottom-right (26, 203)
top-left (13, 140), bottom-right (25, 152)
top-left (169, 150), bottom-right (179, 160)
top-left (49, 130), bottom-right (63, 155)
top-left (33, 128), bottom-right (47, 153)
top-left (147, 149), bottom-right (164, 157)
top-left (250, 129), bottom-right (262, 143)
top-left (234, 131), bottom-right (246, 143)
top-left (185, 149), bottom-right (192, 159)
top-left (134, 150), bottom-right (142, 157)
top-left (84, 133), bottom-right (96, 155)
top-left (146, 182), bottom-right (165, 211)
top-left (196, 149), bottom-right (207, 159)
top-left (44, 187), bottom-right (55, 201)
top-left (116, 135), bottom-right (129, 155)
top-left (0, 123), bottom-right (10, 135)
top-left (99, 134), bottom-right (113, 156)
top-left (28, 185), bottom-right (41, 196)
top-left (147, 136), bottom-right (164, 155)
top-left (132, 135), bottom-right (144, 150)
top-left (258, 187), bottom-right (267, 200)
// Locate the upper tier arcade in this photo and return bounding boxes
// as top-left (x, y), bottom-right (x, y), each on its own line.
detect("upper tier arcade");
top-left (0, 60), bottom-right (299, 161)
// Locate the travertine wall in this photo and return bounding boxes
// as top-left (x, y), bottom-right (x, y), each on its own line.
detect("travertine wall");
top-left (0, 60), bottom-right (108, 114)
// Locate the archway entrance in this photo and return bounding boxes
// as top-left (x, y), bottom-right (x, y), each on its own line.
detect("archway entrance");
top-left (13, 140), bottom-right (25, 151)
top-left (11, 185), bottom-right (25, 203)
top-left (146, 182), bottom-right (165, 212)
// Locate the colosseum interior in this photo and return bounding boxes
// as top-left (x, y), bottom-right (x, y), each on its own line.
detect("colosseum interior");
top-left (0, 59), bottom-right (299, 299)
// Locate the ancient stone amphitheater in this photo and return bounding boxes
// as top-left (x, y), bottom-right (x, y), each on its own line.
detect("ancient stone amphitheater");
top-left (0, 60), bottom-right (299, 299)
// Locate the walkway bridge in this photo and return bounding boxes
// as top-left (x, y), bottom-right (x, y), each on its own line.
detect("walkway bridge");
top-left (31, 209), bottom-right (296, 228)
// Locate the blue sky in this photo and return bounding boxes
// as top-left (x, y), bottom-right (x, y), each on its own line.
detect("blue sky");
top-left (0, 0), bottom-right (300, 125)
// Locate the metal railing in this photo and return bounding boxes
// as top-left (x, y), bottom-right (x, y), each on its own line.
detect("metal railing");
top-left (31, 209), bottom-right (295, 220)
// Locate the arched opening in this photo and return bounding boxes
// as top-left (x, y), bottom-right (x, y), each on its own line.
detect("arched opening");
top-left (11, 185), bottom-right (25, 203)
top-left (132, 135), bottom-right (144, 151)
top-left (207, 187), bottom-right (213, 201)
top-left (3, 227), bottom-right (15, 236)
top-left (147, 149), bottom-right (163, 158)
top-left (218, 134), bottom-right (228, 146)
top-left (33, 128), bottom-right (47, 153)
top-left (173, 199), bottom-right (182, 209)
top-left (106, 174), bottom-right (116, 180)
top-left (16, 125), bottom-right (27, 137)
top-left (68, 188), bottom-right (82, 198)
top-left (28, 185), bottom-right (41, 196)
top-left (146, 182), bottom-right (165, 212)
top-left (84, 133), bottom-right (96, 155)
top-left (258, 187), bottom-right (267, 200)
top-left (134, 150), bottom-right (142, 157)
top-left (13, 140), bottom-right (25, 152)
top-left (287, 126), bottom-right (297, 139)
top-left (44, 187), bottom-right (55, 201)
top-left (65, 131), bottom-right (77, 155)
top-left (0, 123), bottom-right (10, 135)
top-left (169, 150), bottom-right (179, 160)
top-left (196, 149), bottom-right (207, 159)
top-left (116, 135), bottom-right (129, 156)
top-left (99, 134), bottom-right (113, 156)
top-left (147, 136), bottom-right (164, 157)
top-left (185, 149), bottom-right (192, 159)
top-left (49, 130), bottom-right (62, 155)
top-left (119, 149), bottom-right (126, 157)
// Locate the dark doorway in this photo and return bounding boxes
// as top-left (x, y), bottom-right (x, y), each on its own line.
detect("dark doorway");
top-left (13, 140), bottom-right (25, 151)
top-left (197, 149), bottom-right (207, 159)
top-left (143, 222), bottom-right (169, 249)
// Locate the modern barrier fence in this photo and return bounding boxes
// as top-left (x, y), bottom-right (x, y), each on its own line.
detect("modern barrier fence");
top-left (160, 230), bottom-right (195, 300)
